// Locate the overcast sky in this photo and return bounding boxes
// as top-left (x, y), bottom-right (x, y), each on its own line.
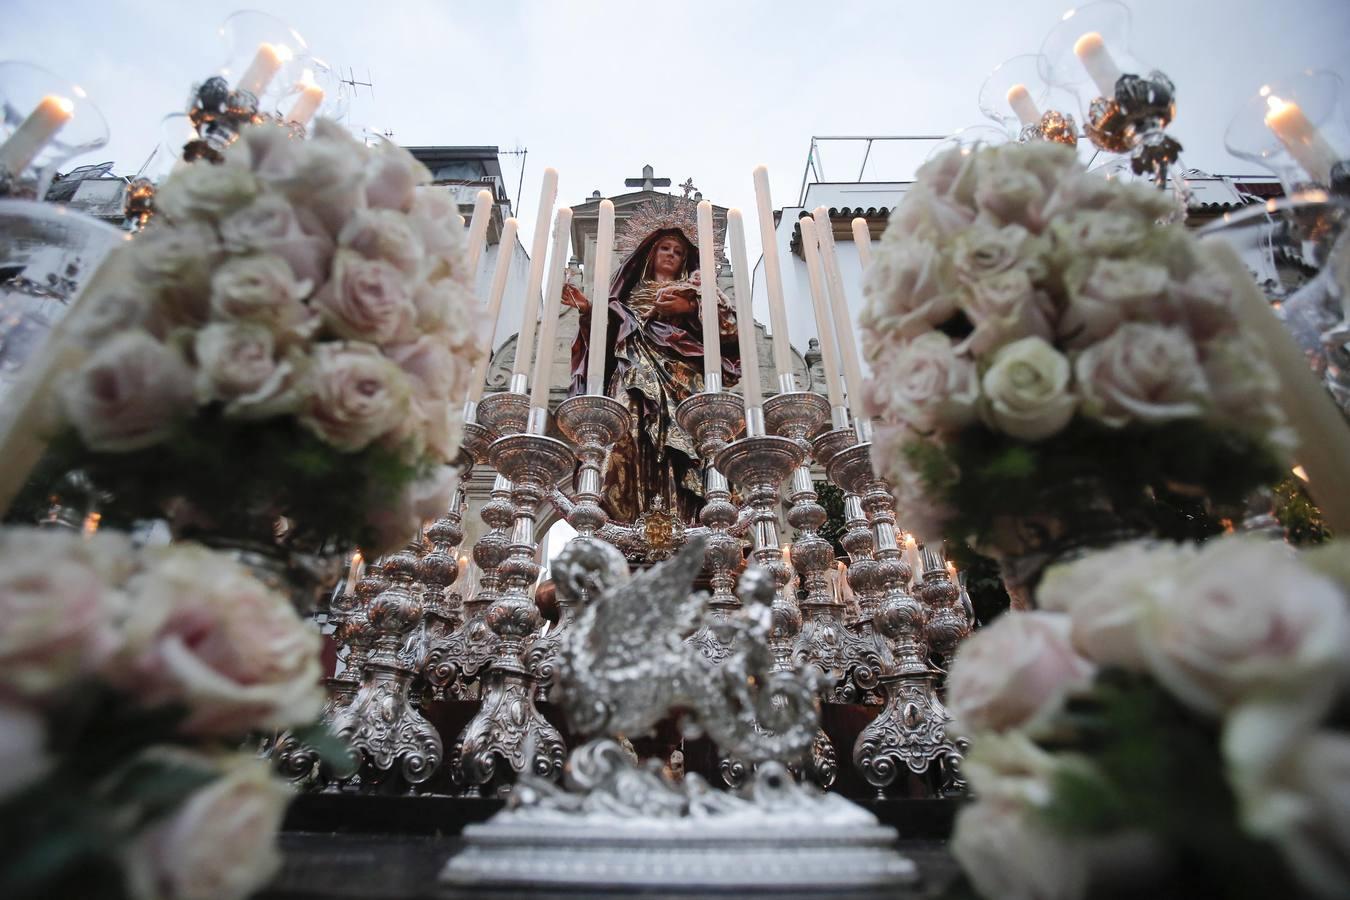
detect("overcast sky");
top-left (5, 0), bottom-right (1348, 259)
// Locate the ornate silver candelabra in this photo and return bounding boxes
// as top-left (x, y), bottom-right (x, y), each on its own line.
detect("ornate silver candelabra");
top-left (827, 438), bottom-right (958, 794)
top-left (333, 545), bottom-right (443, 789)
top-left (676, 389), bottom-right (747, 664)
top-left (768, 400), bottom-right (883, 704)
top-left (452, 392), bottom-right (569, 792)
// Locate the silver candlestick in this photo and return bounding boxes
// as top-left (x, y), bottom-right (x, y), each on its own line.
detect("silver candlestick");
top-left (913, 542), bottom-right (971, 662)
top-left (769, 400), bottom-right (883, 704)
top-left (827, 441), bottom-right (957, 794)
top-left (716, 433), bottom-right (804, 670)
top-left (453, 428), bottom-right (571, 791)
top-left (418, 491), bottom-right (467, 699)
top-left (334, 546), bottom-right (444, 788)
top-left (529, 394), bottom-right (634, 697)
top-left (676, 389), bottom-right (746, 664)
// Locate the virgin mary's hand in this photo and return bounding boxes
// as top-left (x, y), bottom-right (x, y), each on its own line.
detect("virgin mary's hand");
top-left (561, 283), bottom-right (590, 316)
top-left (653, 286), bottom-right (696, 318)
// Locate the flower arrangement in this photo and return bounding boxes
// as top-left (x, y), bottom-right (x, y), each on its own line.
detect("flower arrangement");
top-left (0, 526), bottom-right (349, 900)
top-left (945, 535), bottom-right (1350, 899)
top-left (861, 142), bottom-right (1290, 552)
top-left (33, 120), bottom-right (483, 554)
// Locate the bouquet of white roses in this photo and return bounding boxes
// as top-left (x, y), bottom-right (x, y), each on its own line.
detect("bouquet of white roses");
top-left (0, 526), bottom-right (349, 900)
top-left (945, 535), bottom-right (1350, 900)
top-left (861, 142), bottom-right (1291, 551)
top-left (33, 119), bottom-right (483, 554)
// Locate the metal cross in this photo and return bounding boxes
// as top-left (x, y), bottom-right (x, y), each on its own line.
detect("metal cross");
top-left (679, 177), bottom-right (697, 199)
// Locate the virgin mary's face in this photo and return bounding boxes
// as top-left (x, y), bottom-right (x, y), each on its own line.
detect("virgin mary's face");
top-left (651, 235), bottom-right (688, 280)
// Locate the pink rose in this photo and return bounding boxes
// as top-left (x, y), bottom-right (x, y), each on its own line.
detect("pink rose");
top-left (192, 323), bottom-right (299, 419)
top-left (363, 140), bottom-right (431, 212)
top-left (366, 465), bottom-right (459, 555)
top-left (861, 236), bottom-right (955, 345)
top-left (947, 610), bottom-right (1096, 735)
top-left (298, 342), bottom-right (413, 451)
top-left (61, 331), bottom-right (195, 451)
top-left (121, 544), bottom-right (325, 736)
top-left (955, 269), bottom-right (1056, 357)
top-left (124, 751), bottom-right (291, 900)
top-left (258, 120), bottom-right (368, 236)
top-left (950, 223), bottom-right (1041, 282)
top-left (209, 254), bottom-right (316, 339)
top-left (1201, 336), bottom-right (1294, 452)
top-left (219, 194), bottom-right (334, 286)
top-left (0, 527), bottom-right (128, 702)
top-left (952, 797), bottom-right (1090, 900)
top-left (314, 250), bottom-right (417, 345)
top-left (338, 208), bottom-right (426, 280)
top-left (409, 188), bottom-right (471, 270)
top-left (1060, 258), bottom-right (1169, 349)
top-left (1137, 537), bottom-right (1350, 717)
top-left (869, 429), bottom-right (954, 544)
top-left (971, 144), bottom-right (1075, 234)
top-left (866, 332), bottom-right (978, 433)
top-left (1038, 540), bottom-right (1197, 670)
top-left (1075, 323), bottom-right (1210, 427)
top-left (154, 158), bottom-right (259, 224)
top-left (129, 220), bottom-right (220, 328)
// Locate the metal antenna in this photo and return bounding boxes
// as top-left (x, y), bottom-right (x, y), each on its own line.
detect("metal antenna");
top-left (499, 145), bottom-right (529, 215)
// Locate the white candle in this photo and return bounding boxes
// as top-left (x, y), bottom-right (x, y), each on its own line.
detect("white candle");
top-left (587, 199), bottom-right (615, 395)
top-left (1073, 32), bottom-right (1122, 97)
top-left (851, 217), bottom-right (872, 271)
top-left (466, 217), bottom-right (519, 407)
top-left (1206, 240), bottom-right (1350, 533)
top-left (696, 200), bottom-right (721, 385)
top-left (287, 77), bottom-right (324, 126)
top-left (528, 206), bottom-right (573, 416)
top-left (465, 189), bottom-right (493, 282)
top-left (237, 42), bottom-right (289, 97)
top-left (727, 209), bottom-right (763, 410)
top-left (344, 549), bottom-right (365, 595)
top-left (799, 217), bottom-right (846, 410)
top-left (752, 165), bottom-right (795, 389)
top-left (1264, 96), bottom-right (1340, 186)
top-left (814, 207), bottom-right (868, 424)
top-left (0, 95), bottom-right (73, 177)
top-left (1006, 83), bottom-right (1041, 127)
top-left (512, 168), bottom-right (559, 382)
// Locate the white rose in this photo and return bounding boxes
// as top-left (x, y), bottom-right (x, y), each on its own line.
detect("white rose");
top-left (1060, 258), bottom-right (1170, 349)
top-left (1043, 170), bottom-right (1178, 224)
top-left (947, 610), bottom-right (1096, 736)
top-left (314, 250), bottom-right (418, 345)
top-left (1137, 536), bottom-right (1350, 718)
top-left (1075, 323), bottom-right (1209, 427)
top-left (364, 139), bottom-right (431, 212)
top-left (129, 220), bottom-right (221, 327)
top-left (860, 236), bottom-right (955, 345)
top-left (951, 222), bottom-right (1041, 282)
top-left (192, 323), bottom-right (299, 419)
top-left (73, 287), bottom-right (165, 344)
top-left (1201, 335), bottom-right (1294, 453)
top-left (1227, 730), bottom-right (1350, 900)
top-left (955, 269), bottom-right (1055, 357)
top-left (0, 527), bottom-right (128, 702)
top-left (1163, 265), bottom-right (1239, 342)
top-left (154, 159), bottom-right (259, 223)
top-left (866, 332), bottom-right (978, 433)
top-left (61, 331), bottom-right (195, 451)
top-left (124, 752), bottom-right (290, 900)
top-left (1038, 540), bottom-right (1198, 670)
top-left (980, 336), bottom-right (1077, 441)
top-left (121, 544), bottom-right (325, 736)
top-left (0, 702), bottom-right (50, 800)
top-left (338, 208), bottom-right (426, 281)
top-left (219, 194), bottom-right (334, 286)
top-left (952, 798), bottom-right (1090, 900)
top-left (209, 253), bottom-right (315, 338)
top-left (886, 182), bottom-right (978, 241)
top-left (299, 342), bottom-right (413, 451)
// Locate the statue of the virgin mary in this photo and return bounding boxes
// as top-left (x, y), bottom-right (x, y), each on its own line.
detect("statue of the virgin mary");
top-left (563, 198), bottom-right (740, 525)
